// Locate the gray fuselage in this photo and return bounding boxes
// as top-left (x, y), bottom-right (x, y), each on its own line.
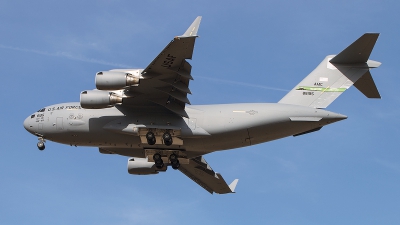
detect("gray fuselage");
top-left (24, 102), bottom-right (346, 157)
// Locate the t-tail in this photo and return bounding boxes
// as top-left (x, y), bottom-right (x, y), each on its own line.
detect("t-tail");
top-left (279, 33), bottom-right (381, 108)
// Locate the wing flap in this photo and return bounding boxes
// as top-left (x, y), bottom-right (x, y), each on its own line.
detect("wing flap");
top-left (170, 60), bottom-right (194, 80)
top-left (155, 86), bottom-right (191, 104)
top-left (160, 78), bottom-right (192, 94)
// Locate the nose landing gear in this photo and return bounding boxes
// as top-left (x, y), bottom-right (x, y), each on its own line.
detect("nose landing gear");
top-left (37, 137), bottom-right (45, 151)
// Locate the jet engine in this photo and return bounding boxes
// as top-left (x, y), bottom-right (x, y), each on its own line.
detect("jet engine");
top-left (127, 158), bottom-right (167, 175)
top-left (95, 71), bottom-right (140, 90)
top-left (80, 90), bottom-right (122, 109)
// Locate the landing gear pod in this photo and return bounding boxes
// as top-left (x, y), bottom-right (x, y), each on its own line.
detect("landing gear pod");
top-left (127, 157), bottom-right (166, 175)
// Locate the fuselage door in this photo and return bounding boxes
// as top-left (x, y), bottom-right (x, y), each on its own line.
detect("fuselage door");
top-left (56, 117), bottom-right (63, 130)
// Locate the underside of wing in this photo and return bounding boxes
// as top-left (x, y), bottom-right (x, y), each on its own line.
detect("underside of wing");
top-left (79, 17), bottom-right (202, 118)
top-left (179, 156), bottom-right (238, 194)
top-left (124, 17), bottom-right (202, 117)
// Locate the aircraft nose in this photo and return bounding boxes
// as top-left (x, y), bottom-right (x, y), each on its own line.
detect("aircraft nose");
top-left (23, 116), bottom-right (34, 134)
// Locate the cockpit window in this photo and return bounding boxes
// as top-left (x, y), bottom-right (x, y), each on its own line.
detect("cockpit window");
top-left (31, 114), bottom-right (35, 118)
top-left (37, 108), bottom-right (46, 112)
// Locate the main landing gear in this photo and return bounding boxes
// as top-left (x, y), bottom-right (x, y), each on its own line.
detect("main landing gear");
top-left (145, 131), bottom-right (173, 146)
top-left (146, 131), bottom-right (156, 145)
top-left (162, 132), bottom-right (173, 146)
top-left (153, 153), bottom-right (164, 169)
top-left (152, 153), bottom-right (180, 170)
top-left (169, 153), bottom-right (180, 170)
top-left (37, 137), bottom-right (45, 151)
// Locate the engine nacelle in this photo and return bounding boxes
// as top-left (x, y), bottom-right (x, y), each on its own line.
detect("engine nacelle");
top-left (128, 158), bottom-right (165, 175)
top-left (80, 90), bottom-right (122, 109)
top-left (95, 71), bottom-right (140, 90)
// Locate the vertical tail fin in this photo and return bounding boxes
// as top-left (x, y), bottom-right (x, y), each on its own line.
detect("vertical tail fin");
top-left (279, 33), bottom-right (381, 108)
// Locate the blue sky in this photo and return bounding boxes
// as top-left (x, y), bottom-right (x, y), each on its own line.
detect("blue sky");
top-left (1, 1), bottom-right (400, 224)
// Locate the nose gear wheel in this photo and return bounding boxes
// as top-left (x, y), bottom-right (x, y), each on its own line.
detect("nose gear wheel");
top-left (37, 137), bottom-right (45, 151)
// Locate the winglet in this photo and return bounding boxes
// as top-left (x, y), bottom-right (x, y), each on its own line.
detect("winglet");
top-left (180, 16), bottom-right (202, 37)
top-left (229, 179), bottom-right (239, 193)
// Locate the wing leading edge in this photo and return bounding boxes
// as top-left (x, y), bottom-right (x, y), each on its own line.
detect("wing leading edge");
top-left (179, 156), bottom-right (238, 194)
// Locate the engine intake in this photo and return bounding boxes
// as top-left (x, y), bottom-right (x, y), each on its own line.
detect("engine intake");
top-left (128, 158), bottom-right (166, 175)
top-left (80, 90), bottom-right (122, 109)
top-left (96, 71), bottom-right (140, 90)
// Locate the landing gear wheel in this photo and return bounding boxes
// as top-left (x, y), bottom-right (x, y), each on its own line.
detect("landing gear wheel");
top-left (153, 153), bottom-right (164, 169)
top-left (171, 160), bottom-right (180, 170)
top-left (37, 142), bottom-right (45, 151)
top-left (146, 131), bottom-right (156, 145)
top-left (162, 132), bottom-right (173, 146)
top-left (37, 137), bottom-right (45, 151)
top-left (169, 153), bottom-right (178, 162)
top-left (155, 162), bottom-right (164, 169)
top-left (169, 154), bottom-right (180, 169)
top-left (153, 153), bottom-right (162, 161)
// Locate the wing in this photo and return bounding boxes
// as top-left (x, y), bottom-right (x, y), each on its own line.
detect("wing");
top-left (122, 16), bottom-right (202, 118)
top-left (179, 156), bottom-right (239, 194)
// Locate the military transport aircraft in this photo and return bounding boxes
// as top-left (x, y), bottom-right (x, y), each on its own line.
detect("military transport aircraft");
top-left (23, 16), bottom-right (381, 194)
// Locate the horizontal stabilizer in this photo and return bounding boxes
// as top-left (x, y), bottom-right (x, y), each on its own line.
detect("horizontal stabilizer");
top-left (353, 71), bottom-right (381, 98)
top-left (330, 33), bottom-right (379, 64)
